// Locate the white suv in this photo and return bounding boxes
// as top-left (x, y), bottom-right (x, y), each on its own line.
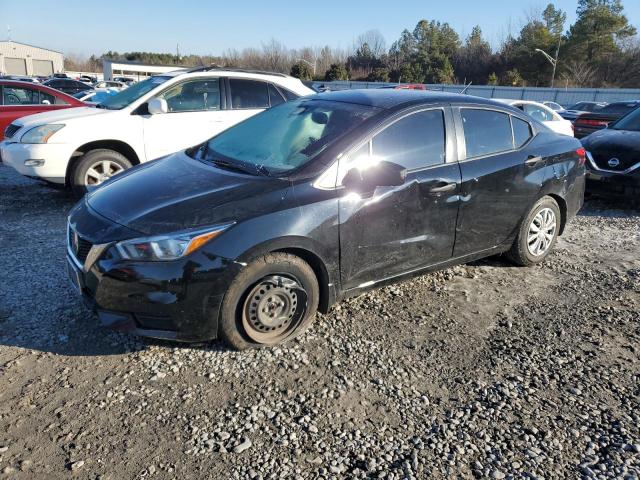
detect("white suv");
top-left (1, 68), bottom-right (314, 194)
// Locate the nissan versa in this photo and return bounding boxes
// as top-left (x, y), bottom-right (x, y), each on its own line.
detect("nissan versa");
top-left (67, 90), bottom-right (585, 350)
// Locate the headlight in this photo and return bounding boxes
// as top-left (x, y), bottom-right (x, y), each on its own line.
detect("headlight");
top-left (21, 124), bottom-right (65, 144)
top-left (115, 223), bottom-right (234, 261)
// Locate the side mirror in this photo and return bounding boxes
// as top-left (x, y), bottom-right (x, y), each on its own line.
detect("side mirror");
top-left (147, 98), bottom-right (168, 115)
top-left (342, 160), bottom-right (406, 193)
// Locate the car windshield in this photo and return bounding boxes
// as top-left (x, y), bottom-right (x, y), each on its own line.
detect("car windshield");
top-left (99, 76), bottom-right (170, 110)
top-left (612, 107), bottom-right (640, 131)
top-left (200, 99), bottom-right (378, 175)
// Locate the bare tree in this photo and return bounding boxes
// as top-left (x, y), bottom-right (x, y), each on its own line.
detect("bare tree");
top-left (354, 30), bottom-right (387, 58)
top-left (561, 60), bottom-right (597, 87)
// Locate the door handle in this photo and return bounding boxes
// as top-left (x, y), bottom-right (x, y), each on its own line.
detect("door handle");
top-left (525, 155), bottom-right (544, 166)
top-left (428, 182), bottom-right (457, 194)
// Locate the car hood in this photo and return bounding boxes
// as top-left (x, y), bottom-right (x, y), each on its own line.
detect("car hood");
top-left (86, 152), bottom-right (291, 236)
top-left (581, 128), bottom-right (640, 150)
top-left (13, 106), bottom-right (110, 128)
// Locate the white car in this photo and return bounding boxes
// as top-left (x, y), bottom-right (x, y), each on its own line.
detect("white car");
top-left (1, 68), bottom-right (314, 194)
top-left (93, 80), bottom-right (127, 90)
top-left (495, 99), bottom-right (574, 137)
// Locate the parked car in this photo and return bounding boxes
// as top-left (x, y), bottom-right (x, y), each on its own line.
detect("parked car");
top-left (560, 101), bottom-right (607, 123)
top-left (43, 78), bottom-right (95, 95)
top-left (379, 84), bottom-right (427, 90)
top-left (574, 101), bottom-right (640, 138)
top-left (496, 99), bottom-right (574, 136)
top-left (93, 80), bottom-right (127, 90)
top-left (1, 68), bottom-right (314, 194)
top-left (65, 90), bottom-right (585, 349)
top-left (113, 76), bottom-right (136, 86)
top-left (78, 75), bottom-right (97, 84)
top-left (581, 106), bottom-right (640, 199)
top-left (0, 80), bottom-right (84, 141)
top-left (0, 75), bottom-right (39, 83)
top-left (72, 88), bottom-right (120, 105)
top-left (542, 101), bottom-right (565, 113)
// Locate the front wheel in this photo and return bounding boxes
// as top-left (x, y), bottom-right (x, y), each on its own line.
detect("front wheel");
top-left (507, 196), bottom-right (561, 267)
top-left (70, 149), bottom-right (132, 197)
top-left (219, 253), bottom-right (319, 350)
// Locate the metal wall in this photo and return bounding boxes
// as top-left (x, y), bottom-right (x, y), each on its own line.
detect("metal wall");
top-left (0, 41), bottom-right (64, 76)
top-left (313, 81), bottom-right (640, 105)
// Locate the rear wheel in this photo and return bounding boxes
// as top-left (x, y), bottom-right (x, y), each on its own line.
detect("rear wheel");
top-left (219, 253), bottom-right (319, 350)
top-left (70, 149), bottom-right (131, 196)
top-left (507, 196), bottom-right (561, 266)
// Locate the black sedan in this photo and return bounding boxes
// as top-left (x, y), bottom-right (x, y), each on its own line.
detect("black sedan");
top-left (582, 106), bottom-right (640, 199)
top-left (66, 90), bottom-right (585, 349)
top-left (560, 101), bottom-right (607, 123)
top-left (42, 78), bottom-right (94, 95)
top-left (574, 101), bottom-right (640, 138)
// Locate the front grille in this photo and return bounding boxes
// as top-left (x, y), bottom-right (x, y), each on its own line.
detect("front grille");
top-left (592, 151), bottom-right (639, 172)
top-left (68, 225), bottom-right (93, 263)
top-left (4, 123), bottom-right (20, 139)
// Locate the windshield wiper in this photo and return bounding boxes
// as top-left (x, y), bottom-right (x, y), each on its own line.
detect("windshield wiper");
top-left (95, 104), bottom-right (106, 109)
top-left (210, 158), bottom-right (255, 175)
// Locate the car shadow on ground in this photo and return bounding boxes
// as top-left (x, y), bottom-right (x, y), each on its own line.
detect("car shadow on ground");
top-left (580, 196), bottom-right (639, 218)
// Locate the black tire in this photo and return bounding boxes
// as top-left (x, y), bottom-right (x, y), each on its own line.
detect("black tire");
top-left (507, 196), bottom-right (561, 267)
top-left (219, 253), bottom-right (319, 350)
top-left (70, 149), bottom-right (132, 197)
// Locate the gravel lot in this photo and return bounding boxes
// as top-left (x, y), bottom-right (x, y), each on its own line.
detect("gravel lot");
top-left (0, 164), bottom-right (639, 479)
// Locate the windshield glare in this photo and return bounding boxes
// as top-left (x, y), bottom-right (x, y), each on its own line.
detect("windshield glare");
top-left (612, 107), bottom-right (640, 132)
top-left (203, 99), bottom-right (378, 175)
top-left (99, 76), bottom-right (171, 110)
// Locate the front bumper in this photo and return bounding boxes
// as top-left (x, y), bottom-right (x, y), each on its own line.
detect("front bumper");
top-left (0, 140), bottom-right (74, 184)
top-left (67, 245), bottom-right (242, 342)
top-left (586, 170), bottom-right (640, 198)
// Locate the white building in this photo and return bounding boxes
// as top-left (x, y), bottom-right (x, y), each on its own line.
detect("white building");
top-left (0, 41), bottom-right (64, 76)
top-left (102, 59), bottom-right (185, 81)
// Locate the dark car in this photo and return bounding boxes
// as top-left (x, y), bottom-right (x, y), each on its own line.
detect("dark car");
top-left (560, 101), bottom-right (607, 123)
top-left (574, 101), bottom-right (640, 138)
top-left (66, 90), bottom-right (585, 349)
top-left (43, 78), bottom-right (94, 95)
top-left (582, 106), bottom-right (640, 199)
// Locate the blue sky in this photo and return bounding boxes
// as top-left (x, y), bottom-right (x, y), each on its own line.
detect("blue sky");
top-left (2, 0), bottom-right (639, 57)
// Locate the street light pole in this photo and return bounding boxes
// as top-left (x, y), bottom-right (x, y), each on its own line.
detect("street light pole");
top-left (534, 47), bottom-right (559, 88)
top-left (296, 58), bottom-right (316, 77)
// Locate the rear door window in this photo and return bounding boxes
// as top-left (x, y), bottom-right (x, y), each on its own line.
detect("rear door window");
top-left (461, 109), bottom-right (514, 159)
top-left (522, 104), bottom-right (554, 122)
top-left (229, 79), bottom-right (269, 109)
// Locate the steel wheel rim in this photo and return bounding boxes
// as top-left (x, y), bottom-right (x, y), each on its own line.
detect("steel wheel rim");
top-left (527, 207), bottom-right (557, 256)
top-left (242, 274), bottom-right (307, 344)
top-left (84, 160), bottom-right (124, 186)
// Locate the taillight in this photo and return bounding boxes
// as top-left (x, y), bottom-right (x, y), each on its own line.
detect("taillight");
top-left (576, 147), bottom-right (586, 166)
top-left (576, 119), bottom-right (608, 127)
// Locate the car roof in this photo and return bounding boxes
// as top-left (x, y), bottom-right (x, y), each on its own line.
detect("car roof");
top-left (311, 89), bottom-right (506, 110)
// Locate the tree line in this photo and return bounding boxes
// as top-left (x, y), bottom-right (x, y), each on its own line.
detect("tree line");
top-left (65, 0), bottom-right (639, 88)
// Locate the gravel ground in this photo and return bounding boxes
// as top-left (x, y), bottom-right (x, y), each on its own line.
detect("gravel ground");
top-left (0, 164), bottom-right (639, 480)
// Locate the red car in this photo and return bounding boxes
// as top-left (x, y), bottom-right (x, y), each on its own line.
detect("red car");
top-left (0, 80), bottom-right (85, 140)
